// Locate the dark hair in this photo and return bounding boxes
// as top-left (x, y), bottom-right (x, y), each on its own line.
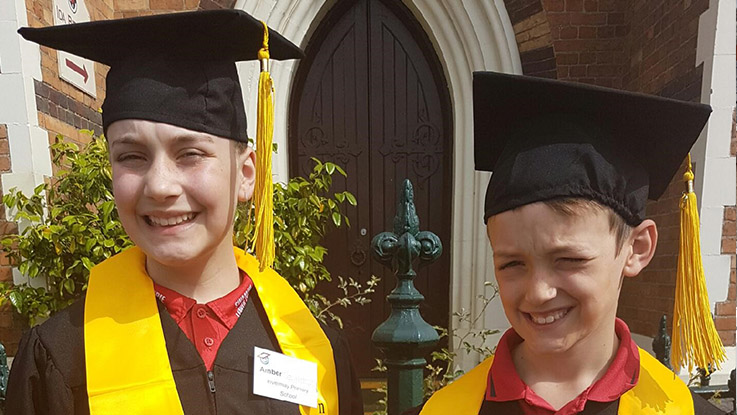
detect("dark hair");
top-left (543, 198), bottom-right (633, 254)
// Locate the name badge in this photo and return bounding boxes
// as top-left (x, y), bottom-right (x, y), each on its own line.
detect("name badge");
top-left (252, 346), bottom-right (318, 408)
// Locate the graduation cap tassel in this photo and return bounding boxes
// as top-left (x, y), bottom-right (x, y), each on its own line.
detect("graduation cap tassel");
top-left (672, 153), bottom-right (725, 373)
top-left (253, 21), bottom-right (275, 271)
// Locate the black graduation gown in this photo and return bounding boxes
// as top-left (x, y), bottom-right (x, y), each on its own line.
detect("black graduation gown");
top-left (5, 291), bottom-right (363, 415)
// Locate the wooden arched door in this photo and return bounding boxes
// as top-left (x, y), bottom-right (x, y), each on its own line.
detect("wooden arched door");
top-left (289, 0), bottom-right (452, 378)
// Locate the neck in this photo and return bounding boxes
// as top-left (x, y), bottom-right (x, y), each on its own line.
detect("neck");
top-left (146, 240), bottom-right (240, 303)
top-left (513, 320), bottom-right (619, 409)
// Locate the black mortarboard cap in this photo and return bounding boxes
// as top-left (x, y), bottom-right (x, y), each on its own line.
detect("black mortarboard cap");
top-left (18, 9), bottom-right (303, 142)
top-left (474, 71), bottom-right (711, 225)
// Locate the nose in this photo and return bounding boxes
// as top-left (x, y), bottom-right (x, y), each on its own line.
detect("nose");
top-left (524, 268), bottom-right (557, 306)
top-left (143, 156), bottom-right (182, 201)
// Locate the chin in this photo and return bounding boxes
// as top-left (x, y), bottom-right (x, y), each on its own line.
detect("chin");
top-left (141, 243), bottom-right (207, 267)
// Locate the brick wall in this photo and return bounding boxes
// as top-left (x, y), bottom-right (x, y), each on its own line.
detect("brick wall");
top-left (501, 0), bottom-right (723, 341)
top-left (27, 0), bottom-right (113, 147)
top-left (545, 0), bottom-right (628, 88)
top-left (616, 0), bottom-right (710, 339)
top-left (0, 124), bottom-right (22, 355)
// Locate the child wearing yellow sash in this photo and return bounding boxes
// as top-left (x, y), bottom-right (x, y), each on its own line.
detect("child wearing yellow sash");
top-left (7, 10), bottom-right (362, 415)
top-left (415, 72), bottom-right (726, 414)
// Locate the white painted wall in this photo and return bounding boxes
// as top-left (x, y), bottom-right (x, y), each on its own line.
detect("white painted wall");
top-left (233, 0), bottom-right (520, 370)
top-left (0, 0), bottom-right (53, 287)
top-left (692, 0), bottom-right (736, 382)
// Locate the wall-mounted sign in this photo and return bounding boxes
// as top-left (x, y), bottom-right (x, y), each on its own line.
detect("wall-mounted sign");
top-left (53, 0), bottom-right (96, 97)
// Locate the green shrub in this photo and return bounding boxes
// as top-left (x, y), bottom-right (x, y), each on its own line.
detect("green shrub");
top-left (0, 132), bottom-right (367, 326)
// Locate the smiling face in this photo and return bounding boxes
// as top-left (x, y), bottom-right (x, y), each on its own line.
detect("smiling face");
top-left (107, 119), bottom-right (255, 271)
top-left (487, 202), bottom-right (634, 356)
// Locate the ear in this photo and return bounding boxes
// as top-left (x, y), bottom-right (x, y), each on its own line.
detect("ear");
top-left (237, 146), bottom-right (256, 203)
top-left (622, 219), bottom-right (658, 278)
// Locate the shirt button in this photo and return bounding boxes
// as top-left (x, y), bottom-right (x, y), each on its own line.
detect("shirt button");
top-left (196, 307), bottom-right (207, 318)
top-left (204, 337), bottom-right (214, 347)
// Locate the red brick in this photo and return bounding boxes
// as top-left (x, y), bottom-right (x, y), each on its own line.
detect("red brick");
top-left (0, 156), bottom-right (10, 172)
top-left (597, 26), bottom-right (616, 39)
top-left (725, 207), bottom-right (736, 222)
top-left (544, 0), bottom-right (565, 12)
top-left (719, 329), bottom-right (736, 347)
top-left (715, 301), bottom-right (736, 317)
top-left (728, 282), bottom-right (736, 300)
top-left (583, 0), bottom-right (597, 11)
top-left (580, 52), bottom-right (596, 64)
top-left (570, 65), bottom-right (587, 77)
top-left (548, 13), bottom-right (571, 25)
top-left (560, 26), bottom-right (578, 39)
top-left (570, 12), bottom-right (607, 25)
top-left (149, 0), bottom-right (184, 10)
top-left (579, 26), bottom-right (597, 38)
top-left (0, 124), bottom-right (6, 139)
top-left (598, 0), bottom-right (617, 11)
top-left (0, 252), bottom-right (10, 266)
top-left (0, 139), bottom-right (9, 155)
top-left (0, 267), bottom-right (10, 282)
top-left (723, 220), bottom-right (736, 237)
top-left (566, 0), bottom-right (584, 11)
top-left (0, 312), bottom-right (13, 329)
top-left (557, 53), bottom-right (579, 65)
top-left (722, 238), bottom-right (736, 255)
top-left (714, 315), bottom-right (736, 331)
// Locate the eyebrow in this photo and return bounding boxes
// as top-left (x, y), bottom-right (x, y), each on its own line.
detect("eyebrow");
top-left (492, 244), bottom-right (593, 259)
top-left (109, 132), bottom-right (215, 149)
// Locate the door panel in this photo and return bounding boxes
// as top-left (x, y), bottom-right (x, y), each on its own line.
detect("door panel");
top-left (290, 0), bottom-right (452, 378)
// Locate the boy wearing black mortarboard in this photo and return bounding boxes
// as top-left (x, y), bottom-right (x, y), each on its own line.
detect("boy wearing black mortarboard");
top-left (415, 72), bottom-right (727, 414)
top-left (6, 10), bottom-right (362, 415)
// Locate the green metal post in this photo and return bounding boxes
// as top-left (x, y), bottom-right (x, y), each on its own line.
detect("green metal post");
top-left (371, 179), bottom-right (441, 415)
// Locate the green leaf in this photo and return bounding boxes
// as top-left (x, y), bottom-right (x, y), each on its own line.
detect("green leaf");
top-left (331, 212), bottom-right (341, 227)
top-left (345, 192), bottom-right (357, 206)
top-left (81, 257), bottom-right (95, 271)
top-left (63, 279), bottom-right (75, 294)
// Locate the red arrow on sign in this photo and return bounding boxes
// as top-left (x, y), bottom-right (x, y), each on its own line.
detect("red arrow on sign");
top-left (65, 58), bottom-right (89, 83)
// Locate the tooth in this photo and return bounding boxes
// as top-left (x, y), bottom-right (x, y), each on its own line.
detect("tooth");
top-left (545, 315), bottom-right (554, 324)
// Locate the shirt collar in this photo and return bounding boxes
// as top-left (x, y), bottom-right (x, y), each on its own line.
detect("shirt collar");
top-left (486, 317), bottom-right (640, 403)
top-left (153, 271), bottom-right (253, 329)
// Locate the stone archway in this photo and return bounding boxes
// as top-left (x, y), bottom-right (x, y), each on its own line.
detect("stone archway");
top-left (234, 0), bottom-right (522, 370)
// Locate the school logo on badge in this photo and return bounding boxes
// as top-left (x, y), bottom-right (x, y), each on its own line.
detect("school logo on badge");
top-left (258, 351), bottom-right (270, 365)
top-left (68, 0), bottom-right (77, 13)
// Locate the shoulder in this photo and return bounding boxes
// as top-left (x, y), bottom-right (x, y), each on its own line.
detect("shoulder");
top-left (419, 355), bottom-right (495, 414)
top-left (5, 298), bottom-right (88, 414)
top-left (28, 298), bottom-right (86, 371)
top-left (623, 348), bottom-right (726, 414)
top-left (19, 298), bottom-right (86, 381)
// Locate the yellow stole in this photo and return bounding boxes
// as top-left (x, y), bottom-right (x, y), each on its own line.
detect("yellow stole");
top-left (84, 246), bottom-right (339, 415)
top-left (420, 348), bottom-right (693, 414)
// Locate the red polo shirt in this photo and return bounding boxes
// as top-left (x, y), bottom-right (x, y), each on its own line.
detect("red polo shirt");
top-left (485, 318), bottom-right (640, 415)
top-left (154, 272), bottom-right (253, 371)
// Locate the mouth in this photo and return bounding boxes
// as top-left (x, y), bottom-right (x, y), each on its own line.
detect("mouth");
top-left (144, 212), bottom-right (197, 227)
top-left (525, 308), bottom-right (571, 326)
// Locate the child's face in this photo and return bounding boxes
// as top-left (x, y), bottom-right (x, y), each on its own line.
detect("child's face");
top-left (107, 119), bottom-right (255, 269)
top-left (487, 202), bottom-right (630, 356)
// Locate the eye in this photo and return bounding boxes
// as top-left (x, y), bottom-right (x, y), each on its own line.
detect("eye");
top-left (497, 260), bottom-right (523, 271)
top-left (115, 153), bottom-right (145, 163)
top-left (557, 257), bottom-right (591, 267)
top-left (179, 149), bottom-right (207, 160)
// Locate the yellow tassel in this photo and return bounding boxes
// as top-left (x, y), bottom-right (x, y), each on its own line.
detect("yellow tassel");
top-left (672, 154), bottom-right (726, 373)
top-left (253, 21), bottom-right (275, 271)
